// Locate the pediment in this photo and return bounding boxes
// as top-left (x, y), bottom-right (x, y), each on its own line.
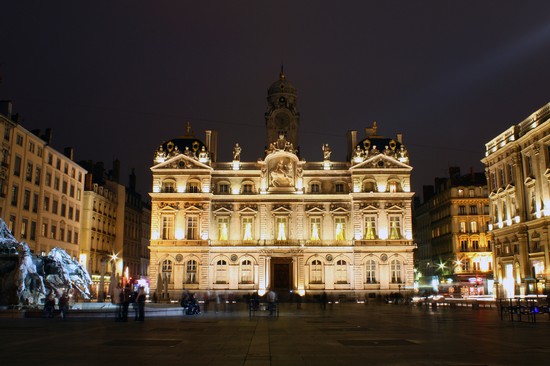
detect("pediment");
top-left (213, 206), bottom-right (233, 215)
top-left (158, 204), bottom-right (179, 213)
top-left (350, 154), bottom-right (411, 170)
top-left (305, 206), bottom-right (325, 215)
top-left (329, 205), bottom-right (350, 214)
top-left (386, 204), bottom-right (405, 212)
top-left (151, 154), bottom-right (212, 171)
top-left (360, 204), bottom-right (380, 212)
top-left (238, 206), bottom-right (258, 215)
top-left (272, 205), bottom-right (293, 214)
top-left (183, 205), bottom-right (204, 213)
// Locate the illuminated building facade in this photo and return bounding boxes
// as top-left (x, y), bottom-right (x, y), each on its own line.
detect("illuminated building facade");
top-left (149, 72), bottom-right (415, 300)
top-left (414, 168), bottom-right (493, 296)
top-left (0, 101), bottom-right (86, 258)
top-left (482, 102), bottom-right (550, 298)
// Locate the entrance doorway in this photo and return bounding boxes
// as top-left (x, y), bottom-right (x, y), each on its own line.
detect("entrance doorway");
top-left (271, 257), bottom-right (292, 301)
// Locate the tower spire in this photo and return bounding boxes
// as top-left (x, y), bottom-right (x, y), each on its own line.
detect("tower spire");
top-left (279, 63), bottom-right (285, 80)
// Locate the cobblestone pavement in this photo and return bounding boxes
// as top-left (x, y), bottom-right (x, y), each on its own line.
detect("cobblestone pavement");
top-left (0, 302), bottom-right (549, 366)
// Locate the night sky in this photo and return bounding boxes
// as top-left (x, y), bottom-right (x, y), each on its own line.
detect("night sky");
top-left (2, 1), bottom-right (550, 200)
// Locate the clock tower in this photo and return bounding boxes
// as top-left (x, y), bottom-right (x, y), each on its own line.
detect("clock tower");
top-left (265, 67), bottom-right (300, 155)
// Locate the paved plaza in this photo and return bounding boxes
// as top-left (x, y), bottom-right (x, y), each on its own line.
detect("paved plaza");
top-left (0, 302), bottom-right (549, 366)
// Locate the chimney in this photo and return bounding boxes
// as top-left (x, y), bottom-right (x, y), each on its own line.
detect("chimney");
top-left (0, 100), bottom-right (12, 119)
top-left (205, 130), bottom-right (217, 162)
top-left (64, 147), bottom-right (74, 160)
top-left (111, 159), bottom-right (120, 183)
top-left (449, 167), bottom-right (461, 182)
top-left (42, 128), bottom-right (52, 145)
top-left (129, 168), bottom-right (136, 192)
top-left (346, 130), bottom-right (357, 161)
top-left (84, 173), bottom-right (93, 191)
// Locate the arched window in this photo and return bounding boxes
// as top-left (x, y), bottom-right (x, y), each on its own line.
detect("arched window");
top-left (310, 260), bottom-right (323, 284)
top-left (216, 260), bottom-right (228, 284)
top-left (365, 260), bottom-right (377, 283)
top-left (240, 259), bottom-right (253, 284)
top-left (161, 259), bottom-right (173, 284)
top-left (335, 260), bottom-right (348, 284)
top-left (187, 180), bottom-right (200, 193)
top-left (162, 180), bottom-right (176, 193)
top-left (390, 260), bottom-right (402, 283)
top-left (185, 260), bottom-right (197, 284)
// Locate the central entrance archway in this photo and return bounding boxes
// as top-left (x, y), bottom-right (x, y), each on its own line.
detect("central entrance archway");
top-left (270, 257), bottom-right (293, 302)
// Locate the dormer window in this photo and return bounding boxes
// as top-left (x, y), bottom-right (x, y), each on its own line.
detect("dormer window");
top-left (162, 180), bottom-right (176, 193)
top-left (242, 183), bottom-right (253, 194)
top-left (188, 181), bottom-right (200, 193)
top-left (310, 183), bottom-right (320, 193)
top-left (218, 183), bottom-right (229, 194)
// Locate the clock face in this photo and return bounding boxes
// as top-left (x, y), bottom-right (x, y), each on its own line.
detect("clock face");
top-left (275, 113), bottom-right (289, 128)
top-left (279, 96), bottom-right (286, 104)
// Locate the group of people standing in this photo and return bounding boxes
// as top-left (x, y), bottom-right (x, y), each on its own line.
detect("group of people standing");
top-left (43, 290), bottom-right (70, 319)
top-left (113, 285), bottom-right (146, 321)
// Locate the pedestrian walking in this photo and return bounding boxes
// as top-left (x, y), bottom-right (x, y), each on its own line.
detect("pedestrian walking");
top-left (58, 291), bottom-right (69, 319)
top-left (135, 287), bottom-right (146, 321)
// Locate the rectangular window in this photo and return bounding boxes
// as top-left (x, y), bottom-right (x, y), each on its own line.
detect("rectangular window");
top-left (472, 240), bottom-right (479, 250)
top-left (45, 172), bottom-right (51, 187)
top-left (460, 221), bottom-right (466, 233)
top-left (41, 223), bottom-right (48, 237)
top-left (218, 217), bottom-right (229, 240)
top-left (11, 185), bottom-right (18, 206)
top-left (23, 190), bottom-right (30, 210)
top-left (62, 180), bottom-right (68, 194)
top-left (461, 240), bottom-right (468, 251)
top-left (76, 188), bottom-right (81, 200)
top-left (389, 216), bottom-right (401, 240)
top-left (67, 229), bottom-right (72, 243)
top-left (34, 167), bottom-right (41, 185)
top-left (161, 215), bottom-right (174, 240)
top-left (50, 225), bottom-right (57, 239)
top-left (276, 217), bottom-right (288, 240)
top-left (75, 209), bottom-right (80, 222)
top-left (242, 217), bottom-right (253, 240)
top-left (68, 206), bottom-right (74, 220)
top-left (470, 205), bottom-right (478, 214)
top-left (458, 206), bottom-right (466, 215)
top-left (335, 183), bottom-right (344, 193)
top-left (52, 199), bottom-right (58, 214)
top-left (69, 184), bottom-right (75, 198)
top-left (8, 215), bottom-right (16, 233)
top-left (310, 217), bottom-right (321, 240)
top-left (526, 155), bottom-right (533, 177)
top-left (59, 228), bottom-right (65, 242)
top-left (61, 203), bottom-right (66, 217)
top-left (364, 216), bottom-right (377, 240)
top-left (21, 218), bottom-right (28, 239)
top-left (16, 134), bottom-right (23, 146)
top-left (32, 192), bottom-right (38, 213)
top-left (30, 221), bottom-right (36, 241)
top-left (54, 177), bottom-right (60, 190)
top-left (335, 217), bottom-right (346, 240)
top-left (25, 162), bottom-right (33, 181)
top-left (13, 156), bottom-right (21, 176)
top-left (186, 216), bottom-right (199, 240)
top-left (43, 196), bottom-right (50, 211)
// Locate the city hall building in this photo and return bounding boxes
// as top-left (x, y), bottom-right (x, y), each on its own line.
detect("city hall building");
top-left (149, 71), bottom-right (415, 301)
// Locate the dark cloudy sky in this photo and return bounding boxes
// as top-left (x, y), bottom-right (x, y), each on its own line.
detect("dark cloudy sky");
top-left (1, 1), bottom-right (550, 200)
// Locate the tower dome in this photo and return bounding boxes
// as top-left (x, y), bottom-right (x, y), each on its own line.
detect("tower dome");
top-left (154, 122), bottom-right (210, 164)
